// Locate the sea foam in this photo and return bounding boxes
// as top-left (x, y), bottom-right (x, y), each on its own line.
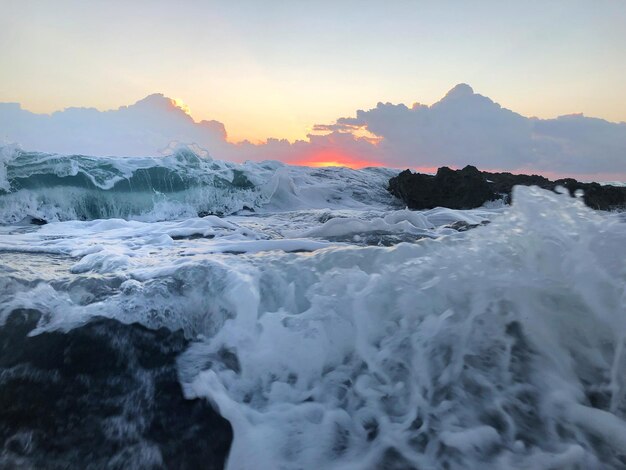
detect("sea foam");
top-left (2, 183), bottom-right (625, 469)
top-left (180, 187), bottom-right (626, 469)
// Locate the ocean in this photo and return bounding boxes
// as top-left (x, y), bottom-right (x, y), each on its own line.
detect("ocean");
top-left (1, 145), bottom-right (626, 469)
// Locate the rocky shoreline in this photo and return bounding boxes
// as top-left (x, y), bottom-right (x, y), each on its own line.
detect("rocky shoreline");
top-left (0, 310), bottom-right (232, 469)
top-left (388, 165), bottom-right (626, 211)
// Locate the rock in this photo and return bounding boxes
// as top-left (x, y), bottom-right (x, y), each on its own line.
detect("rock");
top-left (388, 167), bottom-right (626, 211)
top-left (485, 171), bottom-right (626, 210)
top-left (388, 165), bottom-right (496, 210)
top-left (0, 309), bottom-right (232, 469)
top-left (198, 210), bottom-right (224, 218)
top-left (445, 220), bottom-right (485, 232)
top-left (552, 179), bottom-right (626, 210)
top-left (482, 171), bottom-right (552, 203)
top-left (171, 233), bottom-right (215, 240)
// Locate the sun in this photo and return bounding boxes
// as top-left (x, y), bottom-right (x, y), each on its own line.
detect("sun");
top-left (308, 161), bottom-right (346, 168)
top-left (172, 98), bottom-right (192, 116)
top-left (295, 150), bottom-right (383, 169)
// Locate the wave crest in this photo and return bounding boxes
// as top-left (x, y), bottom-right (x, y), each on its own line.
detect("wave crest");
top-left (0, 146), bottom-right (397, 223)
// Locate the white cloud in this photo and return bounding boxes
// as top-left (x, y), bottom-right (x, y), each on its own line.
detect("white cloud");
top-left (0, 94), bottom-right (227, 158)
top-left (1, 85), bottom-right (625, 179)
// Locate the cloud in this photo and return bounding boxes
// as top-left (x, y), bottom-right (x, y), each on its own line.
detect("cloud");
top-left (1, 85), bottom-right (625, 179)
top-left (315, 83), bottom-right (626, 178)
top-left (311, 123), bottom-right (361, 133)
top-left (0, 94), bottom-right (227, 158)
top-left (337, 84), bottom-right (536, 170)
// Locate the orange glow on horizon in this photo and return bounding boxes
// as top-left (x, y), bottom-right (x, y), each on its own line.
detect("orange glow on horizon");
top-left (297, 159), bottom-right (382, 169)
top-left (293, 148), bottom-right (383, 169)
top-left (307, 161), bottom-right (351, 168)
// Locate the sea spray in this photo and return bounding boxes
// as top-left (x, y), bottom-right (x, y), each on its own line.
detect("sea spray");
top-left (175, 187), bottom-right (626, 469)
top-left (1, 152), bottom-right (625, 468)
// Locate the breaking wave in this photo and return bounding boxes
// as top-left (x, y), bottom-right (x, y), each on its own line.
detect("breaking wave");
top-left (2, 181), bottom-right (626, 468)
top-left (0, 145), bottom-right (398, 223)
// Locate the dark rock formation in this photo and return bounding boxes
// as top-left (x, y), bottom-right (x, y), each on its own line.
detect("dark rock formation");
top-left (198, 210), bottom-right (224, 218)
top-left (487, 172), bottom-right (626, 210)
top-left (0, 310), bottom-right (232, 469)
top-left (388, 166), bottom-right (495, 210)
top-left (444, 220), bottom-right (490, 232)
top-left (388, 166), bottom-right (626, 211)
top-left (30, 217), bottom-right (48, 226)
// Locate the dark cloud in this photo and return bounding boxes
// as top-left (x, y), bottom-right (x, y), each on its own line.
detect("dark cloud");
top-left (1, 85), bottom-right (625, 179)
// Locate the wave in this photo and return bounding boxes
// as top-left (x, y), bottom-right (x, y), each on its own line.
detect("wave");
top-left (0, 145), bottom-right (398, 223)
top-left (178, 188), bottom-right (626, 469)
top-left (2, 186), bottom-right (625, 468)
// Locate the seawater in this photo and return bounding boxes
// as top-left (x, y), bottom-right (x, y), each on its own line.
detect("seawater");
top-left (1, 146), bottom-right (625, 469)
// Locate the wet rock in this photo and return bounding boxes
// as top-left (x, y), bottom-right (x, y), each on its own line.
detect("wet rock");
top-left (171, 233), bottom-right (216, 240)
top-left (487, 172), bottom-right (626, 210)
top-left (15, 216), bottom-right (48, 226)
top-left (0, 309), bottom-right (232, 469)
top-left (389, 167), bottom-right (626, 211)
top-left (388, 166), bottom-right (496, 210)
top-left (198, 210), bottom-right (224, 218)
top-left (549, 179), bottom-right (626, 210)
top-left (445, 220), bottom-right (481, 232)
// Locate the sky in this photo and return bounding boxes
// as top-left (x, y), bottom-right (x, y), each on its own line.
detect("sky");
top-left (1, 0), bottom-right (626, 144)
top-left (3, 83), bottom-right (626, 180)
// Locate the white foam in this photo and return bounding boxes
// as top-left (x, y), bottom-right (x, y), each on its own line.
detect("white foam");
top-left (2, 185), bottom-right (625, 468)
top-left (179, 187), bottom-right (626, 469)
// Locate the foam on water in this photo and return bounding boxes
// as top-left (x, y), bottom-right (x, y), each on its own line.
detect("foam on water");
top-left (177, 187), bottom-right (626, 469)
top-left (2, 185), bottom-right (625, 468)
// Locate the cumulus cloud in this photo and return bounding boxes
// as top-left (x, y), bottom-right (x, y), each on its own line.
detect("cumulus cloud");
top-left (315, 83), bottom-right (626, 178)
top-left (0, 94), bottom-right (227, 157)
top-left (1, 85), bottom-right (625, 179)
top-left (337, 84), bottom-right (536, 170)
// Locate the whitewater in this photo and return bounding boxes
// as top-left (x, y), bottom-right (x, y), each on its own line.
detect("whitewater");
top-left (1, 145), bottom-right (626, 469)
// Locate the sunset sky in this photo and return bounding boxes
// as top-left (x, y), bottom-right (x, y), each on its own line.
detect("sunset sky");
top-left (2, 0), bottom-right (625, 144)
